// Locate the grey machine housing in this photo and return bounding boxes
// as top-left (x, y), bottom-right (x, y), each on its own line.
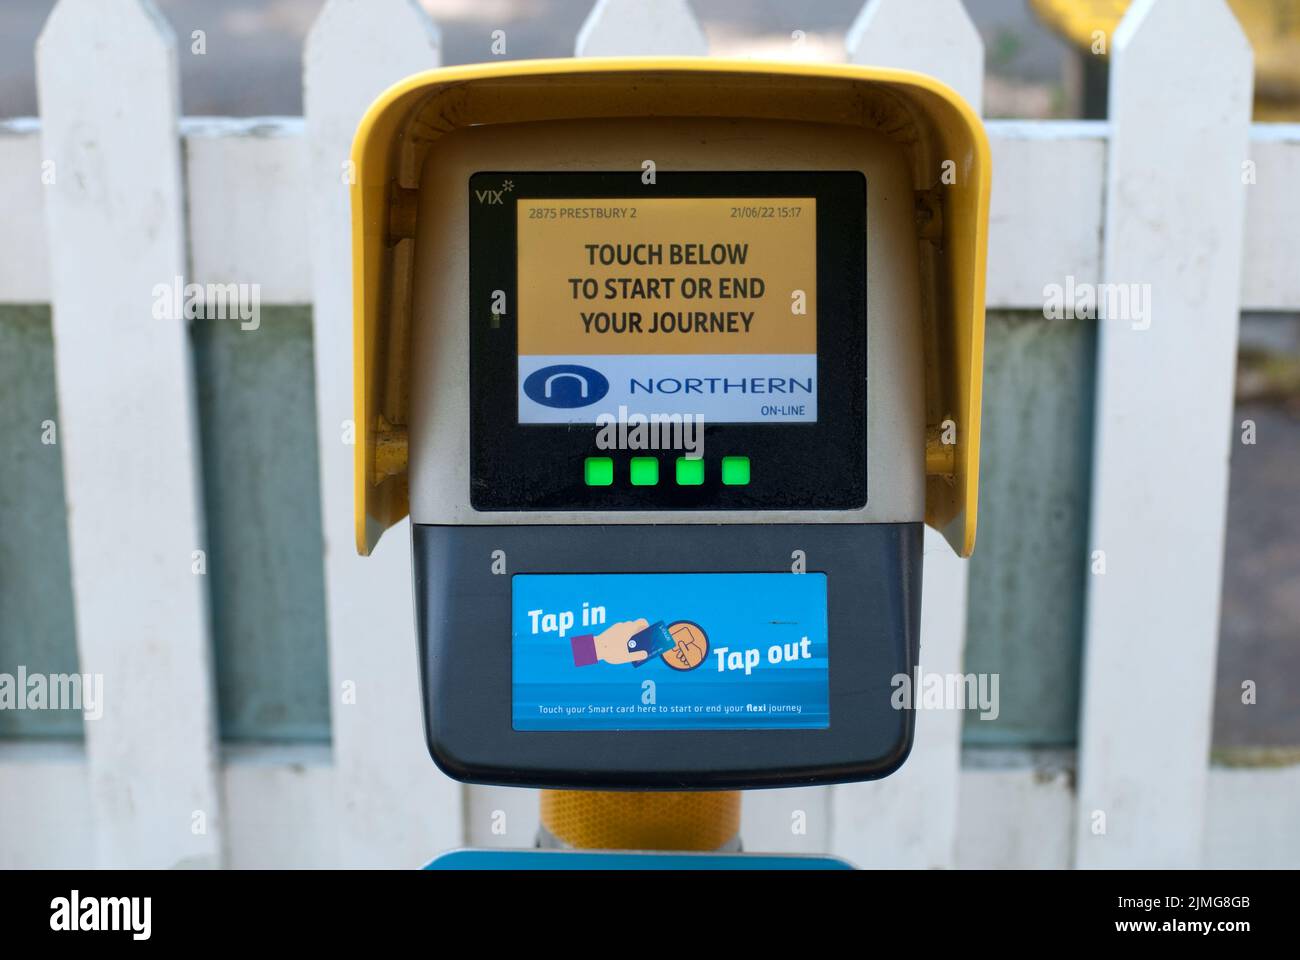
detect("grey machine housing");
top-left (406, 117), bottom-right (927, 789)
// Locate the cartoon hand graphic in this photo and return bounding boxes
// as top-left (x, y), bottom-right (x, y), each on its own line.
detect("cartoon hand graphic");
top-left (570, 619), bottom-right (650, 666)
top-left (595, 619), bottom-right (651, 664)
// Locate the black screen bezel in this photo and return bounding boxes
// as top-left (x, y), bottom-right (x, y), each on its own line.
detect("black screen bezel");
top-left (467, 171), bottom-right (867, 512)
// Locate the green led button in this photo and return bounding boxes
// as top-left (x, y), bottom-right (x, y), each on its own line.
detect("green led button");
top-left (721, 456), bottom-right (751, 486)
top-left (630, 457), bottom-right (659, 486)
top-left (584, 457), bottom-right (613, 486)
top-left (675, 456), bottom-right (704, 486)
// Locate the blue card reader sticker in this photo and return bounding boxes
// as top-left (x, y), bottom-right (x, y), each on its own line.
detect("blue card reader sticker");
top-left (512, 572), bottom-right (829, 730)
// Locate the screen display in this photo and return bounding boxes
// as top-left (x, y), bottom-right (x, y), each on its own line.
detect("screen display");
top-left (512, 572), bottom-right (829, 731)
top-left (516, 197), bottom-right (817, 425)
top-left (469, 171), bottom-right (866, 513)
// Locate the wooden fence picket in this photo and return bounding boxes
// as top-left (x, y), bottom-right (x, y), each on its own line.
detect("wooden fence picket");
top-left (831, 0), bottom-right (982, 870)
top-left (1076, 0), bottom-right (1253, 869)
top-left (303, 0), bottom-right (460, 867)
top-left (36, 0), bottom-right (223, 868)
top-left (576, 0), bottom-right (708, 57)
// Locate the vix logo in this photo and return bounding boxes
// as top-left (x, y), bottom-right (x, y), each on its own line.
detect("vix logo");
top-left (523, 364), bottom-right (609, 409)
top-left (475, 179), bottom-right (515, 204)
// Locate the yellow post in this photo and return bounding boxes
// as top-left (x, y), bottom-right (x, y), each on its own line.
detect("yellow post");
top-left (539, 790), bottom-right (742, 851)
top-left (1030, 0), bottom-right (1300, 120)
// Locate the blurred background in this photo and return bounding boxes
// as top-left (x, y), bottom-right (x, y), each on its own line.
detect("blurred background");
top-left (0, 0), bottom-right (1296, 867)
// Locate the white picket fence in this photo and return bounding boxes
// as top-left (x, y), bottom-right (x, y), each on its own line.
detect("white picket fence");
top-left (1, 0), bottom-right (1298, 869)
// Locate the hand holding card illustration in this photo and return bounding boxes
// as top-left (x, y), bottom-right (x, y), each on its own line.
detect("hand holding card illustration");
top-left (570, 619), bottom-right (651, 666)
top-left (629, 621), bottom-right (678, 667)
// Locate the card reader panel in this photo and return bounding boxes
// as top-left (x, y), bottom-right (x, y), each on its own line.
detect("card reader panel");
top-left (414, 521), bottom-right (922, 789)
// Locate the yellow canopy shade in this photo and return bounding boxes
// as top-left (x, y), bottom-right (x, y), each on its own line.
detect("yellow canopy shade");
top-left (351, 58), bottom-right (991, 557)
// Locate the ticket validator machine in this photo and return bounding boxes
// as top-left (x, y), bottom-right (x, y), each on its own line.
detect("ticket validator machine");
top-left (352, 59), bottom-right (989, 852)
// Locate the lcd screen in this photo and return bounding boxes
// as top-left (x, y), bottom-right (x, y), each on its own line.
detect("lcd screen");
top-left (512, 572), bottom-right (829, 731)
top-left (515, 197), bottom-right (817, 425)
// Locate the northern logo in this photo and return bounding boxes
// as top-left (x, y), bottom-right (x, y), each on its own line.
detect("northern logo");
top-left (523, 364), bottom-right (609, 409)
